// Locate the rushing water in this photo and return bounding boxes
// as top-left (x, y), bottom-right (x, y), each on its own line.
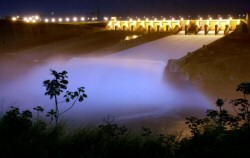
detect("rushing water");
top-left (0, 35), bottom-right (223, 131)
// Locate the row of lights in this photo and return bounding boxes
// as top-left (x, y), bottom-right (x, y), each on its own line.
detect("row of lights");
top-left (118, 14), bottom-right (246, 20)
top-left (11, 14), bottom-right (245, 23)
top-left (127, 17), bottom-right (235, 22)
top-left (11, 15), bottom-right (109, 23)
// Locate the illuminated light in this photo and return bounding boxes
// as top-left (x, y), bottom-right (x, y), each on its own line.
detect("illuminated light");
top-left (32, 19), bottom-right (36, 23)
top-left (35, 15), bottom-right (39, 20)
top-left (51, 18), bottom-right (55, 22)
top-left (81, 17), bottom-right (85, 21)
top-left (199, 17), bottom-right (203, 20)
top-left (125, 35), bottom-right (140, 41)
top-left (219, 17), bottom-right (222, 20)
top-left (73, 17), bottom-right (78, 22)
top-left (44, 18), bottom-right (49, 23)
top-left (209, 17), bottom-right (212, 20)
top-left (24, 17), bottom-right (28, 21)
top-left (129, 18), bottom-right (133, 22)
top-left (229, 17), bottom-right (232, 20)
top-left (29, 17), bottom-right (32, 21)
top-left (163, 18), bottom-right (166, 21)
top-left (103, 17), bottom-right (108, 21)
top-left (154, 18), bottom-right (157, 21)
top-left (171, 18), bottom-right (175, 20)
top-left (65, 17), bottom-right (70, 22)
top-left (146, 18), bottom-right (149, 21)
top-left (137, 18), bottom-right (140, 21)
top-left (17, 16), bottom-right (19, 18)
top-left (180, 17), bottom-right (184, 21)
top-left (58, 18), bottom-right (63, 22)
top-left (12, 17), bottom-right (17, 21)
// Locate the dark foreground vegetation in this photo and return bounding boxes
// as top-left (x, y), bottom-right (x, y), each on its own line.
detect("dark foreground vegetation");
top-left (0, 70), bottom-right (250, 158)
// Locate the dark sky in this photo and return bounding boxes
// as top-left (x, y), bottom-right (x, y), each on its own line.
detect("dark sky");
top-left (1, 0), bottom-right (250, 18)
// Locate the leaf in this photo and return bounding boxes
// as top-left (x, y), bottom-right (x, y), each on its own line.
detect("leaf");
top-left (66, 98), bottom-right (70, 103)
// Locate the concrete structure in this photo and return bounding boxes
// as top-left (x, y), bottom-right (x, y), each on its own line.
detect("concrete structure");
top-left (107, 17), bottom-right (241, 35)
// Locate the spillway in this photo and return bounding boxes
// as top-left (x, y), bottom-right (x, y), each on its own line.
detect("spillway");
top-left (0, 35), bottom-right (223, 131)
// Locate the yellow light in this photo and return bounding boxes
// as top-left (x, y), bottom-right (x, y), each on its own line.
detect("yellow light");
top-left (32, 19), bottom-right (36, 23)
top-left (137, 18), bottom-right (140, 21)
top-left (73, 17), bottom-right (78, 22)
top-left (12, 17), bottom-right (17, 21)
top-left (29, 17), bottom-right (32, 21)
top-left (154, 18), bottom-right (157, 21)
top-left (35, 15), bottom-right (39, 20)
top-left (229, 17), bottom-right (232, 20)
top-left (65, 17), bottom-right (70, 22)
top-left (132, 35), bottom-right (138, 39)
top-left (209, 17), bottom-right (212, 20)
top-left (180, 17), bottom-right (184, 21)
top-left (44, 18), bottom-right (49, 23)
top-left (146, 18), bottom-right (149, 21)
top-left (172, 18), bottom-right (175, 20)
top-left (199, 17), bottom-right (202, 20)
top-left (24, 17), bottom-right (28, 21)
top-left (103, 17), bottom-right (108, 21)
top-left (219, 17), bottom-right (222, 20)
top-left (51, 18), bottom-right (55, 22)
top-left (91, 17), bottom-right (95, 21)
top-left (58, 18), bottom-right (63, 22)
top-left (129, 18), bottom-right (133, 22)
top-left (81, 17), bottom-right (85, 21)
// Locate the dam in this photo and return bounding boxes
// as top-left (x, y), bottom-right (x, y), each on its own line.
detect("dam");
top-left (107, 17), bottom-right (241, 35)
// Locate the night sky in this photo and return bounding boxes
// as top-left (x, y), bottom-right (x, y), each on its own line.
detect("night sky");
top-left (1, 0), bottom-right (250, 18)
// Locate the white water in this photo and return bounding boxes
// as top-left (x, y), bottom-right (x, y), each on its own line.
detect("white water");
top-left (0, 35), bottom-right (223, 129)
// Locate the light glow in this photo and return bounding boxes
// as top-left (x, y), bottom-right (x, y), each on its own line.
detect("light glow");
top-left (12, 17), bottom-right (17, 21)
top-left (73, 17), bottom-right (78, 22)
top-left (35, 15), bottom-right (39, 20)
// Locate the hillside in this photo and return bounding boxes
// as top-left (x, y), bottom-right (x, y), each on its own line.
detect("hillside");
top-left (175, 32), bottom-right (250, 102)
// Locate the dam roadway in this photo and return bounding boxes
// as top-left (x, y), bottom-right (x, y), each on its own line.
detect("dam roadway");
top-left (0, 34), bottom-right (223, 132)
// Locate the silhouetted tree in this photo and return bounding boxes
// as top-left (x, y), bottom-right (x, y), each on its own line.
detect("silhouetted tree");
top-left (33, 106), bottom-right (44, 121)
top-left (230, 82), bottom-right (250, 128)
top-left (43, 69), bottom-right (87, 125)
